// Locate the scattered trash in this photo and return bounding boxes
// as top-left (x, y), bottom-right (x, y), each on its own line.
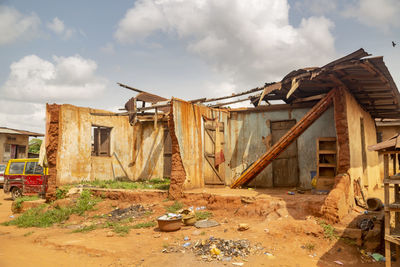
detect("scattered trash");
top-left (223, 256), bottom-right (232, 261)
top-left (9, 215), bottom-right (14, 218)
top-left (334, 260), bottom-right (343, 265)
top-left (264, 252), bottom-right (275, 259)
top-left (287, 191), bottom-right (295, 195)
top-left (108, 204), bottom-right (150, 221)
top-left (297, 189), bottom-right (305, 194)
top-left (371, 253), bottom-right (385, 262)
top-left (238, 223), bottom-right (250, 231)
top-left (210, 245), bottom-right (221, 255)
top-left (195, 219), bottom-right (219, 228)
top-left (358, 218), bottom-right (374, 231)
top-left (196, 206), bottom-right (206, 211)
top-left (192, 238), bottom-right (252, 259)
top-left (184, 236), bottom-right (190, 241)
top-left (183, 242), bottom-right (191, 248)
top-left (264, 228), bottom-right (269, 233)
top-left (232, 263), bottom-right (244, 266)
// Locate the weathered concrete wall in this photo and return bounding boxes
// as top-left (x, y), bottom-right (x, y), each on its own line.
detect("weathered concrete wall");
top-left (0, 133), bottom-right (29, 164)
top-left (345, 90), bottom-right (380, 193)
top-left (172, 99), bottom-right (229, 189)
top-left (228, 106), bottom-right (336, 189)
top-left (54, 104), bottom-right (165, 185)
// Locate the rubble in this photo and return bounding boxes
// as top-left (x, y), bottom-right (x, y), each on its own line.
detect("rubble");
top-left (108, 204), bottom-right (150, 221)
top-left (189, 237), bottom-right (262, 261)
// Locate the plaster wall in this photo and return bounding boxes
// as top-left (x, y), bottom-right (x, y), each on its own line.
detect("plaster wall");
top-left (56, 104), bottom-right (165, 184)
top-left (0, 133), bottom-right (29, 164)
top-left (228, 106), bottom-right (336, 189)
top-left (345, 91), bottom-right (380, 192)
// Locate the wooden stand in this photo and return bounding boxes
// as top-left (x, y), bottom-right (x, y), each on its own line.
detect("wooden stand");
top-left (316, 137), bottom-right (337, 190)
top-left (383, 151), bottom-right (400, 267)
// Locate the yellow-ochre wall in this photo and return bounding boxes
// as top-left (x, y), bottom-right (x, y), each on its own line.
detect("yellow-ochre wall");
top-left (56, 104), bottom-right (165, 184)
top-left (345, 90), bottom-right (380, 193)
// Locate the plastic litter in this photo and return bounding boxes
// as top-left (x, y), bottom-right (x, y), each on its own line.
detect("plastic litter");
top-left (183, 242), bottom-right (191, 248)
top-left (334, 260), bottom-right (343, 265)
top-left (184, 236), bottom-right (190, 241)
top-left (232, 263), bottom-right (244, 266)
top-left (371, 253), bottom-right (385, 262)
top-left (9, 215), bottom-right (14, 218)
top-left (287, 191), bottom-right (295, 195)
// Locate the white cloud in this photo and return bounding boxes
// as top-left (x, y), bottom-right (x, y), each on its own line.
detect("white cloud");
top-left (1, 54), bottom-right (107, 103)
top-left (0, 100), bottom-right (45, 133)
top-left (343, 0), bottom-right (400, 32)
top-left (0, 5), bottom-right (40, 45)
top-left (115, 0), bottom-right (336, 88)
top-left (47, 17), bottom-right (75, 39)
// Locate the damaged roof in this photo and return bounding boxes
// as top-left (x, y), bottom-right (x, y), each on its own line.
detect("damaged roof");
top-left (0, 127), bottom-right (44, 137)
top-left (251, 48), bottom-right (400, 119)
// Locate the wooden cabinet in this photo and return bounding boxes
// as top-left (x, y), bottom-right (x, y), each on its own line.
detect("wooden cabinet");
top-left (316, 137), bottom-right (337, 190)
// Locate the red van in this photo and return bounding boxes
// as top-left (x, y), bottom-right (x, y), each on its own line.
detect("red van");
top-left (3, 158), bottom-right (48, 200)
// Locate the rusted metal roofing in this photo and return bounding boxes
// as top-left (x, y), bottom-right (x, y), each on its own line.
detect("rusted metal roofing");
top-left (251, 48), bottom-right (400, 119)
top-left (0, 127), bottom-right (44, 137)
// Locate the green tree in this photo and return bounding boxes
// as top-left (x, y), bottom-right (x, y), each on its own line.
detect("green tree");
top-left (28, 138), bottom-right (42, 154)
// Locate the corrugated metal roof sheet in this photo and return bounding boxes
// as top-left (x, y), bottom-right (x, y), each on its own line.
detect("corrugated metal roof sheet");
top-left (253, 48), bottom-right (400, 119)
top-left (0, 127), bottom-right (44, 136)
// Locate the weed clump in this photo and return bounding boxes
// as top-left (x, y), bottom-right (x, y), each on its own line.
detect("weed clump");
top-left (166, 201), bottom-right (183, 213)
top-left (317, 220), bottom-right (338, 240)
top-left (14, 196), bottom-right (40, 210)
top-left (2, 190), bottom-right (100, 228)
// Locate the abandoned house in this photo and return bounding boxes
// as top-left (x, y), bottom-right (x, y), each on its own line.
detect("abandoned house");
top-left (44, 48), bottom-right (400, 219)
top-left (0, 127), bottom-right (44, 164)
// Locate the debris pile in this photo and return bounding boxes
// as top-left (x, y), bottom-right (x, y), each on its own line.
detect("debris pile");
top-left (190, 237), bottom-right (261, 261)
top-left (109, 204), bottom-right (150, 221)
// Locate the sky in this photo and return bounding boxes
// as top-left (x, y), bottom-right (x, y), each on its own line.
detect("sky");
top-left (0, 0), bottom-right (399, 133)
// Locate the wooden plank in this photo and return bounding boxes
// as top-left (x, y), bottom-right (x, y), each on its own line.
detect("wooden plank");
top-left (292, 94), bottom-right (326, 103)
top-left (200, 86), bottom-right (265, 103)
top-left (210, 97), bottom-right (250, 108)
top-left (231, 89), bottom-right (336, 188)
top-left (204, 154), bottom-right (224, 184)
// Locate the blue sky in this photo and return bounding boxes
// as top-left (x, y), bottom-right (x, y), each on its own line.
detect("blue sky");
top-left (0, 0), bottom-right (399, 133)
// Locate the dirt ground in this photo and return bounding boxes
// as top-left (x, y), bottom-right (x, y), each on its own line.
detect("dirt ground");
top-left (0, 189), bottom-right (386, 267)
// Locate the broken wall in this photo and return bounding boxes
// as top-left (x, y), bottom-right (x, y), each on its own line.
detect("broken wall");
top-left (52, 104), bottom-right (165, 185)
top-left (227, 106), bottom-right (336, 189)
top-left (345, 90), bottom-right (380, 193)
top-left (171, 99), bottom-right (336, 190)
top-left (171, 99), bottom-right (229, 189)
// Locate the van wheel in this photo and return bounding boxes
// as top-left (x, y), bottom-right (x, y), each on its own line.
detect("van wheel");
top-left (11, 187), bottom-right (22, 200)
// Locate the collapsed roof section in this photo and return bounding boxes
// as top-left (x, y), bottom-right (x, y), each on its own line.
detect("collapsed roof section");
top-left (250, 48), bottom-right (400, 119)
top-left (92, 48), bottom-right (399, 121)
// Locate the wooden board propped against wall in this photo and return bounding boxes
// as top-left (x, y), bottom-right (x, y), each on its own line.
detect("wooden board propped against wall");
top-left (203, 117), bottom-right (225, 185)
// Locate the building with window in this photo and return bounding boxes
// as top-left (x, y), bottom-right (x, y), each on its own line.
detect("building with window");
top-left (0, 127), bottom-right (44, 164)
